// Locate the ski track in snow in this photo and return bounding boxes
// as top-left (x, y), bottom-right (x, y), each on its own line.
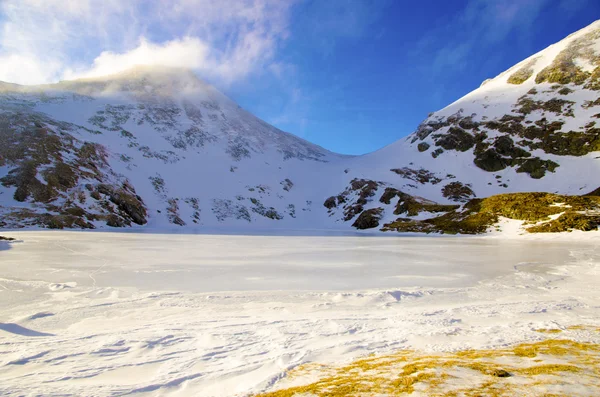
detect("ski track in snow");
top-left (0, 231), bottom-right (599, 396)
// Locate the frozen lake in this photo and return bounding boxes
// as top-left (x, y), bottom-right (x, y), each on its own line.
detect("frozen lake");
top-left (1, 231), bottom-right (600, 396)
top-left (0, 231), bottom-right (583, 292)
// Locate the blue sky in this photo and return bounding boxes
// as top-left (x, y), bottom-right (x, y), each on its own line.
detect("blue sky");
top-left (1, 1), bottom-right (599, 154)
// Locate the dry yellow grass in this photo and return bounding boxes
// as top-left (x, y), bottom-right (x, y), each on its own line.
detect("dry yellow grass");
top-left (254, 337), bottom-right (600, 397)
top-left (535, 328), bottom-right (563, 334)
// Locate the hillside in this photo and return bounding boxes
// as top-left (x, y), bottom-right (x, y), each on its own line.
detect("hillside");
top-left (1, 20), bottom-right (600, 234)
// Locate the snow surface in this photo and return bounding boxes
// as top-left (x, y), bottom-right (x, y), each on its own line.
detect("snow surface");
top-left (1, 231), bottom-right (600, 396)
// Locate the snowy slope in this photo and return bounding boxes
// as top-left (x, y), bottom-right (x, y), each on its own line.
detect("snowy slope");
top-left (1, 20), bottom-right (600, 232)
top-left (0, 66), bottom-right (351, 230)
top-left (351, 19), bottom-right (600, 200)
top-left (320, 19), bottom-right (600, 229)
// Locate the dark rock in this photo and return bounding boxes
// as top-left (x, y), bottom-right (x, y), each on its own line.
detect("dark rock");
top-left (431, 148), bottom-right (444, 158)
top-left (434, 127), bottom-right (475, 152)
top-left (442, 182), bottom-right (476, 202)
top-left (417, 142), bottom-right (430, 152)
top-left (515, 158), bottom-right (559, 179)
top-left (473, 149), bottom-right (510, 172)
top-left (108, 190), bottom-right (147, 225)
top-left (352, 208), bottom-right (383, 230)
top-left (344, 204), bottom-right (364, 221)
top-left (584, 187), bottom-right (600, 196)
top-left (324, 196), bottom-right (337, 209)
top-left (106, 215), bottom-right (127, 227)
top-left (491, 369), bottom-right (511, 378)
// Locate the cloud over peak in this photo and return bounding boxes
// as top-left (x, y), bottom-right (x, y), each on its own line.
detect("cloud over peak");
top-left (0, 0), bottom-right (296, 86)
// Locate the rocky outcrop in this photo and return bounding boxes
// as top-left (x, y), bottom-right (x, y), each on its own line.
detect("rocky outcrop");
top-left (352, 208), bottom-right (384, 230)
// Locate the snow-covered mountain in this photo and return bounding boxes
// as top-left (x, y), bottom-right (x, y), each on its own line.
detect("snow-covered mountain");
top-left (1, 20), bottom-right (599, 233)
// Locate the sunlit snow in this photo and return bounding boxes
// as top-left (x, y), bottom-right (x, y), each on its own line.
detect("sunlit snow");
top-left (1, 231), bottom-right (599, 396)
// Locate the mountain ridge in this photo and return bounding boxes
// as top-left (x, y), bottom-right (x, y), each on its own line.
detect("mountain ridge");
top-left (1, 20), bottom-right (599, 234)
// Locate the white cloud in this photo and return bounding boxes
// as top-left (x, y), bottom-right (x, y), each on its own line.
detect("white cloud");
top-left (0, 0), bottom-right (296, 85)
top-left (66, 37), bottom-right (210, 80)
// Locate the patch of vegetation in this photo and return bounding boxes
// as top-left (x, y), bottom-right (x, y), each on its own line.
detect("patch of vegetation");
top-left (473, 133), bottom-right (540, 175)
top-left (458, 116), bottom-right (479, 130)
top-left (433, 126), bottom-right (475, 152)
top-left (515, 96), bottom-right (575, 116)
top-left (536, 328), bottom-right (563, 334)
top-left (417, 142), bottom-right (430, 152)
top-left (558, 87), bottom-right (574, 95)
top-left (255, 338), bottom-right (600, 397)
top-left (479, 113), bottom-right (600, 164)
top-left (583, 97), bottom-right (600, 109)
top-left (535, 28), bottom-right (600, 86)
top-left (493, 136), bottom-right (530, 158)
top-left (0, 119), bottom-right (100, 204)
top-left (585, 66), bottom-right (600, 90)
top-left (527, 212), bottom-right (600, 233)
top-left (383, 192), bottom-right (600, 235)
top-left (473, 149), bottom-right (511, 172)
top-left (507, 58), bottom-right (538, 84)
top-left (395, 197), bottom-right (459, 217)
top-left (515, 158), bottom-right (559, 179)
top-left (442, 181), bottom-right (476, 202)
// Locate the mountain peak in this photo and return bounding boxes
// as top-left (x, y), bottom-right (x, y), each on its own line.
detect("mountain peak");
top-left (54, 65), bottom-right (211, 97)
top-left (74, 65), bottom-right (200, 83)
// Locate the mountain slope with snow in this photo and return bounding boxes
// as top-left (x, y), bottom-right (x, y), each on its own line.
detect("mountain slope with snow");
top-left (1, 21), bottom-right (600, 233)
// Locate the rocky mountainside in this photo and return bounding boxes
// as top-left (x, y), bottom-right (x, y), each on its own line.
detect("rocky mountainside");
top-left (0, 66), bottom-right (345, 230)
top-left (321, 19), bottom-right (600, 233)
top-left (1, 20), bottom-right (600, 234)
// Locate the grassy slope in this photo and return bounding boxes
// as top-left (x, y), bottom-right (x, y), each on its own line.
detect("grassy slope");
top-left (255, 334), bottom-right (600, 397)
top-left (382, 191), bottom-right (600, 235)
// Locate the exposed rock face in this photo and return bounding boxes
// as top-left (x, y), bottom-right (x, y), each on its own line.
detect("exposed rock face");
top-left (0, 109), bottom-right (147, 229)
top-left (442, 182), bottom-right (476, 203)
top-left (352, 208), bottom-right (384, 230)
top-left (324, 178), bottom-right (384, 222)
top-left (410, 21), bottom-right (600, 181)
